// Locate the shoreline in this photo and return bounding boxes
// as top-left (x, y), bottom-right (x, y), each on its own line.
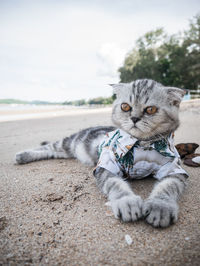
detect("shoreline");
top-left (0, 99), bottom-right (200, 123)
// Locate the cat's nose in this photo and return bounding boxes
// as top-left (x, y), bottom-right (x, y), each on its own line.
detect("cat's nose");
top-left (131, 117), bottom-right (141, 124)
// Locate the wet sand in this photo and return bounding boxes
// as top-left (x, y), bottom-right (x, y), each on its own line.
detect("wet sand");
top-left (0, 102), bottom-right (200, 265)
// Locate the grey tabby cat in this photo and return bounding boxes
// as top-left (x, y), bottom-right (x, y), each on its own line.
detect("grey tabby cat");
top-left (16, 79), bottom-right (188, 228)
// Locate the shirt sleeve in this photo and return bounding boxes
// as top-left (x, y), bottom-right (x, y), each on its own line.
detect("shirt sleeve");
top-left (154, 157), bottom-right (189, 180)
top-left (96, 147), bottom-right (123, 177)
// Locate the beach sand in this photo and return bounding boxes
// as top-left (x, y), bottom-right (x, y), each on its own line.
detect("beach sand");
top-left (0, 101), bottom-right (200, 265)
top-left (0, 105), bottom-right (112, 122)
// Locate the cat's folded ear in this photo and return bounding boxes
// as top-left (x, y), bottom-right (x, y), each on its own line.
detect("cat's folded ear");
top-left (109, 83), bottom-right (126, 96)
top-left (166, 87), bottom-right (186, 107)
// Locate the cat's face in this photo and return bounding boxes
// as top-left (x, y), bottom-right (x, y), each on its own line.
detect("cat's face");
top-left (111, 79), bottom-right (185, 140)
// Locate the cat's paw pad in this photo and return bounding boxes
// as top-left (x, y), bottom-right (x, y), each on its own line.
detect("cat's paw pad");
top-left (142, 198), bottom-right (178, 228)
top-left (111, 195), bottom-right (143, 222)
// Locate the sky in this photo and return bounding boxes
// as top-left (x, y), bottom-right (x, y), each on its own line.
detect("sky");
top-left (0, 0), bottom-right (199, 102)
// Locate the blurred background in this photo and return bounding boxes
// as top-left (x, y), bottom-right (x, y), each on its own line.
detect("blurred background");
top-left (0, 0), bottom-right (200, 106)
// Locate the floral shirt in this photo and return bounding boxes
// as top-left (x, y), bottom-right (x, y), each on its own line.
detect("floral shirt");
top-left (96, 129), bottom-right (188, 180)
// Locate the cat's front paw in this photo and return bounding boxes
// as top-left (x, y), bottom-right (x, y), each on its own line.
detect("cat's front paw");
top-left (111, 195), bottom-right (143, 222)
top-left (142, 198), bottom-right (179, 228)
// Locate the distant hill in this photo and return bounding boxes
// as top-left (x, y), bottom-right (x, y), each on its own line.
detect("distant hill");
top-left (0, 99), bottom-right (62, 105)
top-left (30, 100), bottom-right (59, 105)
top-left (0, 96), bottom-right (115, 106)
top-left (0, 99), bottom-right (29, 104)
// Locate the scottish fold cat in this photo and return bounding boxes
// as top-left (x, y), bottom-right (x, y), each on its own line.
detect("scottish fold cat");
top-left (16, 79), bottom-right (188, 227)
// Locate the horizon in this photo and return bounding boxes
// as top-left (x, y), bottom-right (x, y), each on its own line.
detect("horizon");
top-left (0, 94), bottom-right (114, 104)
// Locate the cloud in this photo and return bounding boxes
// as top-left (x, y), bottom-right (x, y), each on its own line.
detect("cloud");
top-left (96, 43), bottom-right (127, 78)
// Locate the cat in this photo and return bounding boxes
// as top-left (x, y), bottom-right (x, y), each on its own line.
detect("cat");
top-left (15, 79), bottom-right (188, 228)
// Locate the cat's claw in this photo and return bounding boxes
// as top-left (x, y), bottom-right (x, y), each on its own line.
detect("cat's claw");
top-left (111, 195), bottom-right (143, 222)
top-left (142, 198), bottom-right (179, 228)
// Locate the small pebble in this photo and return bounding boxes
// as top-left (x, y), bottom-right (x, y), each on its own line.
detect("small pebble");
top-left (6, 253), bottom-right (13, 258)
top-left (105, 210), bottom-right (113, 217)
top-left (125, 234), bottom-right (133, 245)
top-left (105, 201), bottom-right (111, 207)
top-left (185, 237), bottom-right (190, 241)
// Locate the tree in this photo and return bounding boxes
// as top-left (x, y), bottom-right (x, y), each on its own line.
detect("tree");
top-left (182, 14), bottom-right (200, 89)
top-left (119, 28), bottom-right (167, 83)
top-left (119, 14), bottom-right (200, 90)
top-left (63, 99), bottom-right (86, 106)
top-left (88, 96), bottom-right (114, 105)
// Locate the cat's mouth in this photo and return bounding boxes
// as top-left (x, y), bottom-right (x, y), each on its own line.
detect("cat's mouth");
top-left (130, 127), bottom-right (172, 141)
top-left (129, 125), bottom-right (157, 141)
top-left (130, 122), bottom-right (144, 131)
top-left (131, 125), bottom-right (138, 129)
top-left (129, 125), bottom-right (145, 137)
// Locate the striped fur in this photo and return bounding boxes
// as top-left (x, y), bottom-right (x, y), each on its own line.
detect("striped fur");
top-left (16, 79), bottom-right (187, 228)
top-left (16, 126), bottom-right (115, 165)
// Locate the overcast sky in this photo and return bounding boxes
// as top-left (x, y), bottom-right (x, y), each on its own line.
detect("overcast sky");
top-left (0, 0), bottom-right (199, 102)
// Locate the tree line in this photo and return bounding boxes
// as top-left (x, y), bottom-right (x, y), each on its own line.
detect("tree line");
top-left (63, 96), bottom-right (115, 106)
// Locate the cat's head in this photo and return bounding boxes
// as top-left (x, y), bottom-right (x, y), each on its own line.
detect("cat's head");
top-left (111, 79), bottom-right (185, 140)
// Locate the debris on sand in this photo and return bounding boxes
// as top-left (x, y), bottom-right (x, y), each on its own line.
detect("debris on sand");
top-left (184, 153), bottom-right (200, 167)
top-left (46, 193), bottom-right (64, 202)
top-left (105, 201), bottom-right (111, 207)
top-left (104, 202), bottom-right (113, 216)
top-left (175, 143), bottom-right (199, 158)
top-left (192, 156), bottom-right (200, 165)
top-left (0, 216), bottom-right (7, 231)
top-left (125, 234), bottom-right (133, 245)
top-left (105, 210), bottom-right (113, 217)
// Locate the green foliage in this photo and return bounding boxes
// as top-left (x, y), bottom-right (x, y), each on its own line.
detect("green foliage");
top-left (0, 99), bottom-right (62, 105)
top-left (1, 97), bottom-right (114, 106)
top-left (119, 14), bottom-right (200, 90)
top-left (88, 97), bottom-right (105, 105)
top-left (63, 96), bottom-right (114, 106)
top-left (0, 99), bottom-right (29, 104)
top-left (63, 99), bottom-right (86, 106)
top-left (63, 101), bottom-right (73, 105)
top-left (88, 96), bottom-right (114, 105)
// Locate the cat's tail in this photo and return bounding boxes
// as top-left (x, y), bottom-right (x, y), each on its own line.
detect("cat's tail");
top-left (15, 138), bottom-right (72, 164)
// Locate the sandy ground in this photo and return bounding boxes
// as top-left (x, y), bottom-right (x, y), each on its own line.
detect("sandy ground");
top-left (0, 105), bottom-right (112, 122)
top-left (0, 103), bottom-right (200, 265)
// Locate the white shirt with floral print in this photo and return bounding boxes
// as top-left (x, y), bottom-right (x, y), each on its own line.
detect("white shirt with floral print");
top-left (96, 129), bottom-right (188, 180)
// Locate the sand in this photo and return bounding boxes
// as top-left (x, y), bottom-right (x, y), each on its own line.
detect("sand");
top-left (0, 105), bottom-right (112, 122)
top-left (0, 102), bottom-right (200, 265)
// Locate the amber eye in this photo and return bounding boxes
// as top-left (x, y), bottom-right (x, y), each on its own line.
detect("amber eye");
top-left (145, 106), bottom-right (157, 115)
top-left (121, 103), bottom-right (131, 112)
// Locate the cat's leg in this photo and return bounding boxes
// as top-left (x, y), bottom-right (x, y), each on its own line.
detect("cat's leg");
top-left (15, 140), bottom-right (70, 164)
top-left (94, 167), bottom-right (143, 222)
top-left (142, 174), bottom-right (187, 227)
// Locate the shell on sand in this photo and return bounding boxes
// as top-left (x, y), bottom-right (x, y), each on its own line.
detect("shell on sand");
top-left (192, 156), bottom-right (200, 164)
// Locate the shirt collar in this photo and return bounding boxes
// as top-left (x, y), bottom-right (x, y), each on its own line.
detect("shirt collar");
top-left (106, 129), bottom-right (175, 158)
top-left (106, 129), bottom-right (138, 156)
